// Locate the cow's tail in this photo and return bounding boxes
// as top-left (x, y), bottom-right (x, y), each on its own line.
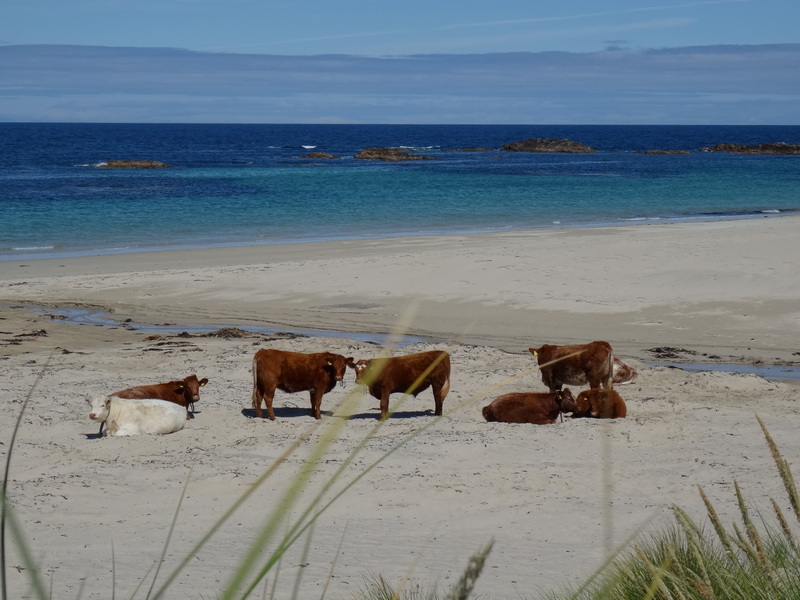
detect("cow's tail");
top-left (605, 344), bottom-right (615, 389)
top-left (251, 357), bottom-right (260, 410)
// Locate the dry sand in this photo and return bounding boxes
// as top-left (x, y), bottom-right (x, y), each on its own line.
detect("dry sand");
top-left (1, 217), bottom-right (799, 599)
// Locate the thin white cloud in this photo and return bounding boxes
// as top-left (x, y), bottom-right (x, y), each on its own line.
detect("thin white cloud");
top-left (445, 0), bottom-right (749, 29)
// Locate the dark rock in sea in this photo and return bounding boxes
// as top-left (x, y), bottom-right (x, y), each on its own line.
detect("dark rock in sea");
top-left (640, 149), bottom-right (690, 155)
top-left (500, 138), bottom-right (596, 153)
top-left (301, 152), bottom-right (339, 159)
top-left (698, 142), bottom-right (800, 155)
top-left (354, 147), bottom-right (438, 161)
top-left (96, 160), bottom-right (173, 169)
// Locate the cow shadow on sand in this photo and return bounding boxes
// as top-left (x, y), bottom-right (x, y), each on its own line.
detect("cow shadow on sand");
top-left (241, 407), bottom-right (435, 420)
top-left (346, 408), bottom-right (435, 420)
top-left (241, 406), bottom-right (336, 420)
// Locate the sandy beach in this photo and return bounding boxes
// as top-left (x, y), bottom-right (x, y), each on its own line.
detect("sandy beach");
top-left (1, 217), bottom-right (799, 599)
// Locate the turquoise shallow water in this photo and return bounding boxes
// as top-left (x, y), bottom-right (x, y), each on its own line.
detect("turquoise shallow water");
top-left (2, 123), bottom-right (799, 259)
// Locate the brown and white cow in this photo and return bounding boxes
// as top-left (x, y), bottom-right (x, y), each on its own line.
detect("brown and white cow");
top-left (612, 358), bottom-right (637, 385)
top-left (482, 389), bottom-right (576, 424)
top-left (346, 350), bottom-right (450, 419)
top-left (251, 349), bottom-right (351, 420)
top-left (572, 388), bottom-right (627, 419)
top-left (529, 341), bottom-right (614, 392)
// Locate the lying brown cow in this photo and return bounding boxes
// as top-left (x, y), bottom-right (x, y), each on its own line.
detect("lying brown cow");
top-left (572, 388), bottom-right (627, 419)
top-left (482, 389), bottom-right (576, 424)
top-left (529, 341), bottom-right (614, 392)
top-left (251, 349), bottom-right (351, 420)
top-left (95, 373), bottom-right (208, 435)
top-left (347, 350), bottom-right (450, 419)
top-left (112, 374), bottom-right (209, 418)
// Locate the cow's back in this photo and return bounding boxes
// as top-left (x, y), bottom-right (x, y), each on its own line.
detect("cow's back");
top-left (531, 341), bottom-right (613, 390)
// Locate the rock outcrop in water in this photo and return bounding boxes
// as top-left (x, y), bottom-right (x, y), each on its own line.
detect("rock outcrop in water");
top-left (354, 147), bottom-right (438, 161)
top-left (95, 160), bottom-right (172, 169)
top-left (301, 152), bottom-right (339, 159)
top-left (699, 142), bottom-right (800, 155)
top-left (500, 138), bottom-right (596, 153)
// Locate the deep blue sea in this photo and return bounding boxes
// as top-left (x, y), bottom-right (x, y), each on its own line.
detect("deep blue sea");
top-left (2, 123), bottom-right (799, 261)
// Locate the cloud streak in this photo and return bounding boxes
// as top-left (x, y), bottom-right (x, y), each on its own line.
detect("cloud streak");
top-left (0, 42), bottom-right (796, 124)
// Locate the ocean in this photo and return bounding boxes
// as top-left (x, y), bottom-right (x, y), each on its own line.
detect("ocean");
top-left (2, 123), bottom-right (799, 261)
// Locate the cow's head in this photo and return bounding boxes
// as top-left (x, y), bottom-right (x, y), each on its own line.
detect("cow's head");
top-left (346, 358), bottom-right (371, 384)
top-left (574, 389), bottom-right (606, 418)
top-left (177, 374), bottom-right (209, 403)
top-left (556, 388), bottom-right (577, 413)
top-left (87, 395), bottom-right (111, 422)
top-left (323, 354), bottom-right (351, 385)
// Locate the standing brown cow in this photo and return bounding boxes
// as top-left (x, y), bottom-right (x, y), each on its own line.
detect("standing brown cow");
top-left (251, 349), bottom-right (351, 420)
top-left (346, 350), bottom-right (450, 419)
top-left (529, 341), bottom-right (614, 392)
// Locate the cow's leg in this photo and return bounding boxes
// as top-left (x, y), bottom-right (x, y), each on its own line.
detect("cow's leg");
top-left (265, 388), bottom-right (277, 421)
top-left (432, 386), bottom-right (445, 416)
top-left (251, 383), bottom-right (264, 419)
top-left (310, 390), bottom-right (323, 420)
top-left (379, 394), bottom-right (391, 420)
top-left (432, 376), bottom-right (449, 416)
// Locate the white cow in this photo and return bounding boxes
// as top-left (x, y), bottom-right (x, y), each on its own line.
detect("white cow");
top-left (87, 395), bottom-right (186, 437)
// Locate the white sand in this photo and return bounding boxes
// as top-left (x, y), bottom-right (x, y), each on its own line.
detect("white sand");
top-left (1, 217), bottom-right (799, 599)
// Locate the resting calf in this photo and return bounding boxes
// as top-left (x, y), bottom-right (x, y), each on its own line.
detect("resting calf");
top-left (572, 388), bottom-right (627, 419)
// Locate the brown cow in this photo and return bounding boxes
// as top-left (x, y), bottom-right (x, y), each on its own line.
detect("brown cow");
top-left (572, 388), bottom-right (627, 419)
top-left (529, 341), bottom-right (614, 392)
top-left (482, 389), bottom-right (576, 424)
top-left (251, 349), bottom-right (351, 420)
top-left (94, 373), bottom-right (208, 436)
top-left (112, 374), bottom-right (209, 418)
top-left (612, 358), bottom-right (637, 385)
top-left (346, 350), bottom-right (450, 419)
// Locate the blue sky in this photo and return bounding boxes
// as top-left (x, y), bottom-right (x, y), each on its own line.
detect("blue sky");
top-left (2, 0), bottom-right (799, 123)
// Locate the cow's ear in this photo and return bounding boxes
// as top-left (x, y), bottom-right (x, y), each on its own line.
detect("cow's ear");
top-left (529, 348), bottom-right (538, 356)
top-left (200, 378), bottom-right (208, 386)
top-left (326, 360), bottom-right (333, 366)
top-left (177, 384), bottom-right (185, 390)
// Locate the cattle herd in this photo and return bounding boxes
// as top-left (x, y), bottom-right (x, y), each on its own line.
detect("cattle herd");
top-left (87, 340), bottom-right (635, 436)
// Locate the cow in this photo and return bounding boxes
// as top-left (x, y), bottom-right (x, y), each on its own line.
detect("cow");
top-left (112, 374), bottom-right (209, 418)
top-left (346, 350), bottom-right (450, 419)
top-left (612, 358), bottom-right (637, 385)
top-left (87, 395), bottom-right (186, 437)
top-left (529, 341), bottom-right (614, 392)
top-left (251, 349), bottom-right (351, 420)
top-left (572, 388), bottom-right (627, 419)
top-left (482, 389), bottom-right (576, 424)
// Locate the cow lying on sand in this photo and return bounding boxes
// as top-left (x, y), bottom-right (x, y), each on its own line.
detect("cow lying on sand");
top-left (112, 374), bottom-right (209, 418)
top-left (347, 350), bottom-right (450, 419)
top-left (251, 349), bottom-right (351, 420)
top-left (88, 395), bottom-right (186, 437)
top-left (482, 389), bottom-right (576, 424)
top-left (572, 388), bottom-right (627, 419)
top-left (92, 373), bottom-right (208, 435)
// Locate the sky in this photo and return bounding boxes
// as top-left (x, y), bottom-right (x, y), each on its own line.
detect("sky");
top-left (2, 0), bottom-right (799, 124)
